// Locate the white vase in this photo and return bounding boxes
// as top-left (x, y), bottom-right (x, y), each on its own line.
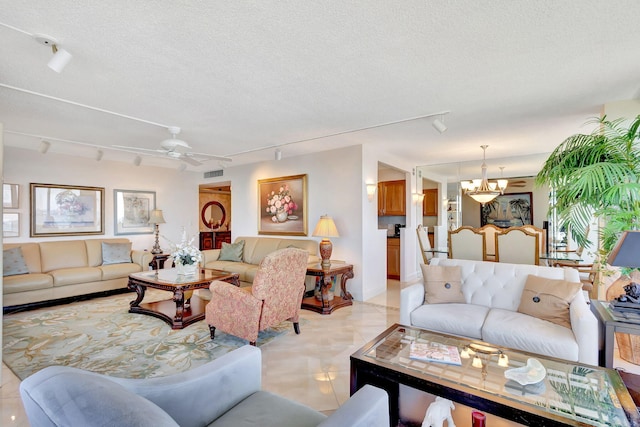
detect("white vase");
top-left (177, 262), bottom-right (198, 276)
top-left (276, 210), bottom-right (288, 222)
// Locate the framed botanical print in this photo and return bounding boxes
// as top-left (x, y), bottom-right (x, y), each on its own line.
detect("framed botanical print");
top-left (114, 189), bottom-right (156, 235)
top-left (30, 183), bottom-right (104, 237)
top-left (3, 183), bottom-right (19, 209)
top-left (3, 213), bottom-right (19, 238)
top-left (258, 174), bottom-right (307, 236)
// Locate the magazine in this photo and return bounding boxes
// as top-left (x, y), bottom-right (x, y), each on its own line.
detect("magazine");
top-left (409, 342), bottom-right (462, 366)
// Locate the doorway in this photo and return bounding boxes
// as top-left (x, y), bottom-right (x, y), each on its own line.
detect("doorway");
top-left (198, 183), bottom-right (231, 250)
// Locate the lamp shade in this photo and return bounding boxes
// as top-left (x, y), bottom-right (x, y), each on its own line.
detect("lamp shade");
top-left (48, 47), bottom-right (72, 73)
top-left (608, 231), bottom-right (640, 268)
top-left (312, 215), bottom-right (339, 238)
top-left (149, 209), bottom-right (166, 225)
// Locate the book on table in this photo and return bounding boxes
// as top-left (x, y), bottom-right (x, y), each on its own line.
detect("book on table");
top-left (409, 341), bottom-right (462, 366)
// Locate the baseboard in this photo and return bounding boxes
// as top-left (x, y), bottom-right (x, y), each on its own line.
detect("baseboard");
top-left (3, 288), bottom-right (134, 315)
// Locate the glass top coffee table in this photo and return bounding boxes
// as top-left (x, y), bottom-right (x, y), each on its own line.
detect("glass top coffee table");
top-left (128, 268), bottom-right (239, 329)
top-left (350, 324), bottom-right (640, 427)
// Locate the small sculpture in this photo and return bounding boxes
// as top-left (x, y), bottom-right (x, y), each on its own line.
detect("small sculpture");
top-left (422, 396), bottom-right (456, 427)
top-left (618, 283), bottom-right (640, 304)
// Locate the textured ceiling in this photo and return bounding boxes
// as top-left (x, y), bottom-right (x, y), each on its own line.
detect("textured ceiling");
top-left (1, 1), bottom-right (639, 174)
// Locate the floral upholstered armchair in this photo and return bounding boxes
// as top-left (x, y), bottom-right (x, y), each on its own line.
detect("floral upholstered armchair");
top-left (205, 247), bottom-right (309, 345)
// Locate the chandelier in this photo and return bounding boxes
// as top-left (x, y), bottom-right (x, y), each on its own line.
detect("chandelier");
top-left (460, 145), bottom-right (508, 204)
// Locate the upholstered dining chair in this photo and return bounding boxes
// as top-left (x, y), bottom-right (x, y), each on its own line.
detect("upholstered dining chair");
top-left (448, 226), bottom-right (485, 261)
top-left (521, 224), bottom-right (546, 258)
top-left (205, 247), bottom-right (309, 345)
top-left (477, 224), bottom-right (503, 261)
top-left (495, 226), bottom-right (539, 265)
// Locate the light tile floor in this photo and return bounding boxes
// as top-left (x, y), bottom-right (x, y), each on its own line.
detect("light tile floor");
top-left (2, 281), bottom-right (639, 426)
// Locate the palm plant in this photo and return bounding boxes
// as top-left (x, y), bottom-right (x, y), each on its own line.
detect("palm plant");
top-left (535, 115), bottom-right (640, 256)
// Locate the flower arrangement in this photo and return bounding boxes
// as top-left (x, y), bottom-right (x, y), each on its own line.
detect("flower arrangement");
top-left (266, 184), bottom-right (298, 222)
top-left (168, 230), bottom-right (202, 266)
top-left (56, 190), bottom-right (88, 217)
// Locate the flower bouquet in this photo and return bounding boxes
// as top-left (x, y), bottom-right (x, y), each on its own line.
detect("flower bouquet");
top-left (167, 230), bottom-right (202, 275)
top-left (266, 184), bottom-right (298, 223)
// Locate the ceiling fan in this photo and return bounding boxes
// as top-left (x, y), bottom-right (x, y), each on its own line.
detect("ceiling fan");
top-left (113, 126), bottom-right (231, 166)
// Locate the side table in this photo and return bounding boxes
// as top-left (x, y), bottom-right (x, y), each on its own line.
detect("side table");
top-left (591, 299), bottom-right (640, 368)
top-left (149, 253), bottom-right (173, 270)
top-left (302, 262), bottom-right (354, 314)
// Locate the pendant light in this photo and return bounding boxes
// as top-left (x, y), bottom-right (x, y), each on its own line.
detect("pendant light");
top-left (460, 145), bottom-right (507, 205)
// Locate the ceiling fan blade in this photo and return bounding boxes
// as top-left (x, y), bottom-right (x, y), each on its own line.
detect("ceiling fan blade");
top-left (180, 155), bottom-right (202, 166)
top-left (189, 151), bottom-right (232, 162)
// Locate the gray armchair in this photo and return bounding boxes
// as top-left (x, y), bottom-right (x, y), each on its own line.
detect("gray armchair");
top-left (20, 345), bottom-right (389, 427)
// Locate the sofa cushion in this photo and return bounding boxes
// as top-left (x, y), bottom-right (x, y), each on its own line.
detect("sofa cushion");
top-left (3, 247), bottom-right (29, 276)
top-left (420, 264), bottom-right (464, 304)
top-left (3, 273), bottom-right (54, 293)
top-left (100, 263), bottom-right (142, 280)
top-left (210, 390), bottom-right (326, 427)
top-left (20, 370), bottom-right (179, 427)
top-left (102, 242), bottom-right (132, 265)
top-left (50, 267), bottom-right (103, 287)
top-left (219, 240), bottom-right (245, 262)
top-left (410, 303), bottom-right (489, 340)
top-left (40, 240), bottom-right (88, 272)
top-left (482, 308), bottom-right (580, 361)
top-left (518, 275), bottom-right (581, 329)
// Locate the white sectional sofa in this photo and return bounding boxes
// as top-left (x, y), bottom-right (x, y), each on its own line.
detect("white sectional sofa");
top-left (400, 258), bottom-right (598, 365)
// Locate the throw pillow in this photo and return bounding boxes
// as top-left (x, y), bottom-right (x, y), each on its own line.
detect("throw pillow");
top-left (517, 274), bottom-right (582, 329)
top-left (421, 264), bottom-right (465, 304)
top-left (102, 242), bottom-right (132, 265)
top-left (3, 247), bottom-right (29, 276)
top-left (219, 240), bottom-right (245, 262)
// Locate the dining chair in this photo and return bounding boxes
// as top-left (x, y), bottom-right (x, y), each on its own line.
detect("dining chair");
top-left (448, 226), bottom-right (485, 261)
top-left (477, 224), bottom-right (503, 261)
top-left (416, 225), bottom-right (447, 264)
top-left (521, 224), bottom-right (546, 258)
top-left (495, 227), bottom-right (539, 265)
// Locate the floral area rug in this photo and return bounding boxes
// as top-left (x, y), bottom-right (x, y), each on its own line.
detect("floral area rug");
top-left (3, 290), bottom-right (295, 380)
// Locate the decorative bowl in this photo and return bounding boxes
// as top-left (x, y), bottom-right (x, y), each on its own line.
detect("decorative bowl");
top-left (504, 358), bottom-right (546, 385)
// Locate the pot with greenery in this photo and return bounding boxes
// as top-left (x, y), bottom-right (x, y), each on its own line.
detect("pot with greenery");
top-left (536, 114), bottom-right (640, 362)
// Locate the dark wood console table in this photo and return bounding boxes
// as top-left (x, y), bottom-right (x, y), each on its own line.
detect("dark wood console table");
top-left (301, 262), bottom-right (354, 315)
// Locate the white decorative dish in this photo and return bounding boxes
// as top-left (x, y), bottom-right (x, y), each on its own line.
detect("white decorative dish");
top-left (504, 358), bottom-right (546, 385)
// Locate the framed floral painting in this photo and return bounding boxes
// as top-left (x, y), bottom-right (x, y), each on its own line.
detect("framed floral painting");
top-left (30, 183), bottom-right (104, 237)
top-left (114, 189), bottom-right (156, 235)
top-left (258, 174), bottom-right (307, 236)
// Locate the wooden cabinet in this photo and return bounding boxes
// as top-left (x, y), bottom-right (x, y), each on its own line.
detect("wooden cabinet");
top-left (423, 189), bottom-right (438, 216)
top-left (387, 237), bottom-right (400, 279)
top-left (200, 231), bottom-right (232, 250)
top-left (378, 180), bottom-right (406, 216)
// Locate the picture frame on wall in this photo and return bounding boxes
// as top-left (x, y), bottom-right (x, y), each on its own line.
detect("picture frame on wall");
top-left (30, 183), bottom-right (105, 237)
top-left (3, 183), bottom-right (19, 209)
top-left (480, 192), bottom-right (533, 228)
top-left (114, 189), bottom-right (156, 235)
top-left (258, 174), bottom-right (307, 236)
top-left (3, 213), bottom-right (19, 238)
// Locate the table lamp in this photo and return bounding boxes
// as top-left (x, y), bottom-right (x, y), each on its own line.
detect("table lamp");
top-left (149, 209), bottom-right (166, 254)
top-left (608, 231), bottom-right (640, 268)
top-left (312, 215), bottom-right (339, 268)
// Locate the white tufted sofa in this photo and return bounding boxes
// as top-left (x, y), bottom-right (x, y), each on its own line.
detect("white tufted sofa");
top-left (400, 258), bottom-right (598, 365)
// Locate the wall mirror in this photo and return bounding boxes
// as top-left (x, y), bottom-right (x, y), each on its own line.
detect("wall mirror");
top-left (201, 201), bottom-right (226, 230)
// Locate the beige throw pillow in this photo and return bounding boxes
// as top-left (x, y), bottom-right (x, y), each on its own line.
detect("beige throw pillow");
top-left (421, 264), bottom-right (465, 304)
top-left (517, 274), bottom-right (581, 329)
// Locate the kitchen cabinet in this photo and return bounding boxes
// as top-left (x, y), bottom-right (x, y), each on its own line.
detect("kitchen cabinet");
top-left (422, 189), bottom-right (438, 216)
top-left (387, 237), bottom-right (400, 279)
top-left (378, 180), bottom-right (406, 216)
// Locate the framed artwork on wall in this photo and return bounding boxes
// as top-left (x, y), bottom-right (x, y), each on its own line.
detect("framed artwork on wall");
top-left (480, 192), bottom-right (533, 228)
top-left (258, 174), bottom-right (307, 236)
top-left (30, 183), bottom-right (104, 237)
top-left (3, 213), bottom-right (19, 238)
top-left (3, 183), bottom-right (19, 209)
top-left (114, 189), bottom-right (156, 235)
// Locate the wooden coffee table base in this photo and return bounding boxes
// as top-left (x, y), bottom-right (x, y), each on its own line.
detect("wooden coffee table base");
top-left (130, 295), bottom-right (208, 329)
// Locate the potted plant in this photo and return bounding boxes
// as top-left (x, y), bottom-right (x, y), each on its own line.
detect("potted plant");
top-left (536, 114), bottom-right (640, 364)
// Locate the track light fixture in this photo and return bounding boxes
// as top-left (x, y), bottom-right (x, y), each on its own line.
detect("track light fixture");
top-left (432, 117), bottom-right (447, 133)
top-left (95, 150), bottom-right (104, 161)
top-left (133, 155), bottom-right (142, 166)
top-left (39, 140), bottom-right (51, 154)
top-left (178, 163), bottom-right (187, 172)
top-left (33, 34), bottom-right (72, 73)
top-left (275, 148), bottom-right (282, 161)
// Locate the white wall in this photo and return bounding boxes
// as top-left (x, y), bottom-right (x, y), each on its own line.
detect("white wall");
top-left (3, 146), bottom-right (202, 249)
